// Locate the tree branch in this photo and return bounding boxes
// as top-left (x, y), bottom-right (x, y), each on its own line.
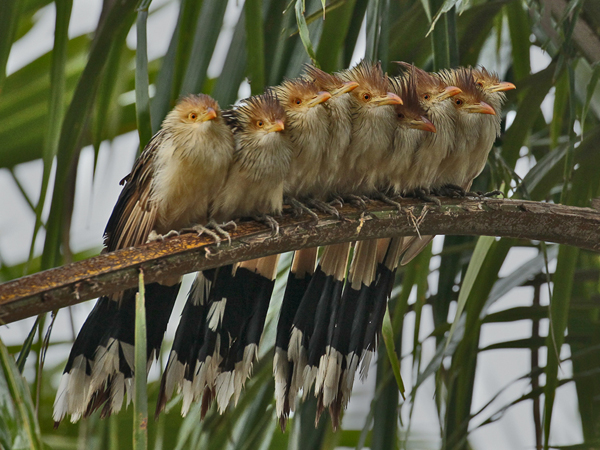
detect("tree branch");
top-left (1, 198), bottom-right (599, 325)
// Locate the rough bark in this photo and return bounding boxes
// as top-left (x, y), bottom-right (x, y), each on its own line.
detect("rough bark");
top-left (1, 198), bottom-right (599, 324)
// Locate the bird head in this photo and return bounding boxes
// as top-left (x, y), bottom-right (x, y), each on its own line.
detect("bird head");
top-left (303, 65), bottom-right (359, 97)
top-left (343, 60), bottom-right (403, 109)
top-left (398, 63), bottom-right (461, 110)
top-left (390, 74), bottom-right (436, 133)
top-left (472, 66), bottom-right (516, 94)
top-left (447, 67), bottom-right (497, 116)
top-left (175, 94), bottom-right (221, 124)
top-left (275, 78), bottom-right (331, 113)
top-left (230, 91), bottom-right (287, 142)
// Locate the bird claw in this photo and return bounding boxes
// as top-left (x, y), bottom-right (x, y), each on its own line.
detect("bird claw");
top-left (284, 196), bottom-right (319, 225)
top-left (192, 218), bottom-right (236, 246)
top-left (253, 214), bottom-right (280, 237)
top-left (146, 229), bottom-right (180, 243)
top-left (343, 194), bottom-right (370, 210)
top-left (412, 188), bottom-right (441, 206)
top-left (306, 199), bottom-right (344, 220)
top-left (436, 184), bottom-right (467, 198)
top-left (372, 191), bottom-right (403, 212)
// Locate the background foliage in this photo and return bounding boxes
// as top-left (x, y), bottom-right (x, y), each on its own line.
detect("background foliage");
top-left (1, 0), bottom-right (600, 449)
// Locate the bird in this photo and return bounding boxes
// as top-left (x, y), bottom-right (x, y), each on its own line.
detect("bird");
top-left (280, 61), bottom-right (403, 429)
top-left (313, 72), bottom-right (438, 428)
top-left (53, 94), bottom-right (235, 424)
top-left (157, 91), bottom-right (293, 418)
top-left (400, 66), bottom-right (513, 265)
top-left (273, 66), bottom-right (359, 427)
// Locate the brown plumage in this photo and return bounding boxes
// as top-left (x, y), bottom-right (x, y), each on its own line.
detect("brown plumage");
top-left (54, 94), bottom-right (234, 424)
top-left (272, 78), bottom-right (331, 199)
top-left (169, 91), bottom-right (293, 418)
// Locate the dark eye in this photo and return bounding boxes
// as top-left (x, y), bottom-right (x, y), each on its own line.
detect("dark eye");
top-left (397, 113), bottom-right (405, 119)
top-left (363, 93), bottom-right (370, 101)
top-left (188, 112), bottom-right (197, 120)
top-left (423, 94), bottom-right (430, 100)
top-left (477, 81), bottom-right (484, 87)
top-left (257, 120), bottom-right (264, 127)
top-left (455, 99), bottom-right (463, 105)
top-left (295, 99), bottom-right (302, 105)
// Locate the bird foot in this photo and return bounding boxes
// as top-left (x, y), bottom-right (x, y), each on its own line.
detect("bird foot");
top-left (253, 214), bottom-right (280, 237)
top-left (479, 189), bottom-right (503, 198)
top-left (412, 188), bottom-right (441, 206)
top-left (343, 194), bottom-right (370, 210)
top-left (192, 219), bottom-right (235, 246)
top-left (436, 184), bottom-right (467, 198)
top-left (329, 197), bottom-right (344, 209)
top-left (306, 199), bottom-right (344, 220)
top-left (146, 229), bottom-right (180, 243)
top-left (284, 196), bottom-right (319, 225)
top-left (372, 191), bottom-right (403, 212)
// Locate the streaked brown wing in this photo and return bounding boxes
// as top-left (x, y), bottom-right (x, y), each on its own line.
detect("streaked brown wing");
top-left (103, 129), bottom-right (165, 252)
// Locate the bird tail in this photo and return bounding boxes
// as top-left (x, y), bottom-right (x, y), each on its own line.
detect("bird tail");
top-left (156, 272), bottom-right (212, 418)
top-left (400, 235), bottom-right (434, 265)
top-left (287, 242), bottom-right (351, 424)
top-left (188, 255), bottom-right (280, 416)
top-left (315, 238), bottom-right (381, 428)
top-left (274, 247), bottom-right (317, 430)
top-left (53, 282), bottom-right (179, 425)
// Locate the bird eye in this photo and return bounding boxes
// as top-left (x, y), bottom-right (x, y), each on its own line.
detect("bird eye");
top-left (295, 99), bottom-right (302, 105)
top-left (455, 99), bottom-right (463, 105)
top-left (423, 94), bottom-right (430, 100)
top-left (397, 113), bottom-right (405, 119)
top-left (477, 81), bottom-right (484, 87)
top-left (257, 120), bottom-right (264, 127)
top-left (188, 112), bottom-right (197, 120)
top-left (363, 93), bottom-right (370, 101)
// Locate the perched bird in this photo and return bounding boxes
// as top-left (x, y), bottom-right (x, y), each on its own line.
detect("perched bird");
top-left (53, 94), bottom-right (235, 424)
top-left (397, 63), bottom-right (461, 198)
top-left (313, 73), bottom-right (437, 427)
top-left (278, 61), bottom-right (403, 428)
top-left (158, 92), bottom-right (293, 418)
top-left (400, 66), bottom-right (511, 265)
top-left (273, 77), bottom-right (332, 200)
top-left (273, 66), bottom-right (359, 428)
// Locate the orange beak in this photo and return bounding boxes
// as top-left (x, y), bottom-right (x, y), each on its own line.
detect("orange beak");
top-left (437, 86), bottom-right (462, 101)
top-left (372, 92), bottom-right (403, 106)
top-left (306, 91), bottom-right (332, 107)
top-left (202, 107), bottom-right (218, 121)
top-left (466, 101), bottom-right (496, 115)
top-left (266, 119), bottom-right (285, 132)
top-left (490, 81), bottom-right (516, 92)
top-left (331, 81), bottom-right (359, 96)
top-left (412, 116), bottom-right (436, 133)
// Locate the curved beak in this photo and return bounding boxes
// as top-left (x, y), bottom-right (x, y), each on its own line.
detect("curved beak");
top-left (466, 101), bottom-right (496, 115)
top-left (266, 119), bottom-right (285, 132)
top-left (412, 116), bottom-right (436, 133)
top-left (436, 85), bottom-right (462, 101)
top-left (331, 81), bottom-right (359, 96)
top-left (306, 91), bottom-right (332, 107)
top-left (202, 107), bottom-right (218, 121)
top-left (372, 92), bottom-right (403, 106)
top-left (490, 81), bottom-right (516, 92)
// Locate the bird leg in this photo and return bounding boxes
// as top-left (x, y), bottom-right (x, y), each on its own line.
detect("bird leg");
top-left (306, 198), bottom-right (343, 220)
top-left (146, 229), bottom-right (180, 243)
top-left (284, 196), bottom-right (320, 224)
top-left (341, 194), bottom-right (370, 210)
top-left (329, 196), bottom-right (345, 209)
top-left (192, 222), bottom-right (225, 246)
top-left (371, 191), bottom-right (403, 212)
top-left (411, 188), bottom-right (441, 206)
top-left (253, 214), bottom-right (280, 237)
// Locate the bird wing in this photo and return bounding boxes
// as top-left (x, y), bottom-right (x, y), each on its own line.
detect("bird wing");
top-left (103, 130), bottom-right (164, 252)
